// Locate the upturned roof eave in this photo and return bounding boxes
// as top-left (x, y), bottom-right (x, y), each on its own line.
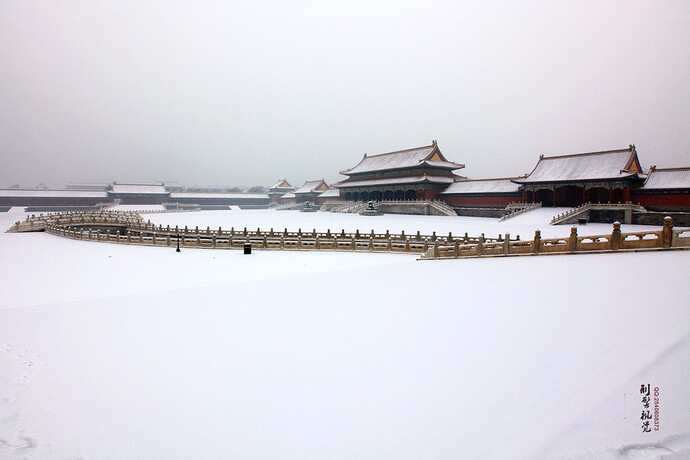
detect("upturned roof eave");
top-left (333, 175), bottom-right (457, 188)
top-left (513, 172), bottom-right (639, 185)
top-left (341, 162), bottom-right (463, 177)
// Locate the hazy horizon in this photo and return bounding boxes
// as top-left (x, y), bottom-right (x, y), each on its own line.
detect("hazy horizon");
top-left (2, 1), bottom-right (689, 189)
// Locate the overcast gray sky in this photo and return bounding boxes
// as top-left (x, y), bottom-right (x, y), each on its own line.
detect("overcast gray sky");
top-left (1, 0), bottom-right (688, 189)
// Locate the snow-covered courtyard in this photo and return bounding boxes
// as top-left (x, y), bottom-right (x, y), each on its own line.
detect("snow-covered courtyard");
top-left (1, 208), bottom-right (688, 459)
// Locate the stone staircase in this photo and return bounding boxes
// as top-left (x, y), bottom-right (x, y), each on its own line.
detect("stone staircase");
top-left (499, 202), bottom-right (542, 222)
top-left (550, 202), bottom-right (647, 225)
top-left (273, 202), bottom-right (303, 211)
top-left (330, 202), bottom-right (367, 213)
top-left (428, 200), bottom-right (459, 217)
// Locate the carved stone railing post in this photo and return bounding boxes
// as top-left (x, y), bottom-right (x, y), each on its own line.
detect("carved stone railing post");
top-left (568, 227), bottom-right (578, 251)
top-left (533, 230), bottom-right (541, 253)
top-left (662, 216), bottom-right (673, 248)
top-left (503, 233), bottom-right (510, 255)
top-left (611, 222), bottom-right (621, 250)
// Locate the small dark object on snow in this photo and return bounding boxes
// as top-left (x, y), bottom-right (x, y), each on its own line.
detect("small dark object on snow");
top-left (244, 243), bottom-right (251, 254)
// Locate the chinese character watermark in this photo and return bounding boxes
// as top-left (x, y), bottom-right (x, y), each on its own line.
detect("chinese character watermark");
top-left (640, 384), bottom-right (660, 432)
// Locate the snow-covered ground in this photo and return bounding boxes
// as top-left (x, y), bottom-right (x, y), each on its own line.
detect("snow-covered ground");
top-left (1, 208), bottom-right (688, 459)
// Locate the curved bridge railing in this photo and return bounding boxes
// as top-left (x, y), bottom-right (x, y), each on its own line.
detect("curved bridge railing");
top-left (7, 210), bottom-right (515, 256)
top-left (7, 211), bottom-right (688, 260)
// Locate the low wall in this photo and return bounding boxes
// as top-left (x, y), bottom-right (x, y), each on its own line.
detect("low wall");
top-left (238, 205), bottom-right (270, 210)
top-left (588, 209), bottom-right (627, 224)
top-left (632, 211), bottom-right (690, 227)
top-left (453, 207), bottom-right (505, 218)
top-left (24, 205), bottom-right (103, 213)
top-left (441, 194), bottom-right (520, 207)
top-left (376, 202), bottom-right (445, 216)
top-left (581, 209), bottom-right (690, 227)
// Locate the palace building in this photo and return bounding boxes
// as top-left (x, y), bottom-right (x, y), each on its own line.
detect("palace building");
top-left (334, 141), bottom-right (465, 201)
top-left (267, 179), bottom-right (295, 203)
top-left (513, 145), bottom-right (645, 207)
top-left (2, 142), bottom-right (688, 216)
top-left (293, 179), bottom-right (330, 203)
top-left (632, 166), bottom-right (690, 211)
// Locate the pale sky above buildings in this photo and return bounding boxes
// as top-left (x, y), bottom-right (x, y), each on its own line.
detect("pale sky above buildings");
top-left (1, 0), bottom-right (688, 188)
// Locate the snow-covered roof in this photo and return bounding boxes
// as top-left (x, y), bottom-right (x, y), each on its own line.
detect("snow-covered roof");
top-left (334, 175), bottom-right (456, 188)
top-left (642, 167), bottom-right (690, 190)
top-left (281, 192), bottom-right (296, 199)
top-left (294, 180), bottom-right (329, 194)
top-left (268, 179), bottom-right (294, 191)
top-left (170, 192), bottom-right (269, 200)
top-left (341, 142), bottom-right (464, 175)
top-left (110, 183), bottom-right (168, 194)
top-left (0, 189), bottom-right (108, 198)
top-left (317, 188), bottom-right (341, 198)
top-left (441, 178), bottom-right (523, 195)
top-left (516, 146), bottom-right (642, 184)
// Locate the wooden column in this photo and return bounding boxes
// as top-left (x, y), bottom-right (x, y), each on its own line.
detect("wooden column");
top-left (552, 188), bottom-right (557, 207)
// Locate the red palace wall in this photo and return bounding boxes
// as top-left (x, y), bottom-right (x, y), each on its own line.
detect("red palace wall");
top-left (110, 194), bottom-right (169, 205)
top-left (440, 194), bottom-right (521, 207)
top-left (172, 197), bottom-right (270, 206)
top-left (631, 192), bottom-right (690, 211)
top-left (0, 197), bottom-right (104, 207)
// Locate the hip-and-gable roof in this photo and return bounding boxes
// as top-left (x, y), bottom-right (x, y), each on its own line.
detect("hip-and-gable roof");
top-left (340, 141), bottom-right (464, 176)
top-left (515, 146), bottom-right (643, 184)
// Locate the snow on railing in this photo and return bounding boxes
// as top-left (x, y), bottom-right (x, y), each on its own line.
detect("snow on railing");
top-left (422, 217), bottom-right (684, 259)
top-left (499, 202), bottom-right (542, 222)
top-left (272, 202), bottom-right (303, 211)
top-left (327, 200), bottom-right (457, 216)
top-left (550, 201), bottom-right (647, 225)
top-left (10, 211), bottom-right (687, 261)
top-left (10, 209), bottom-right (516, 256)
